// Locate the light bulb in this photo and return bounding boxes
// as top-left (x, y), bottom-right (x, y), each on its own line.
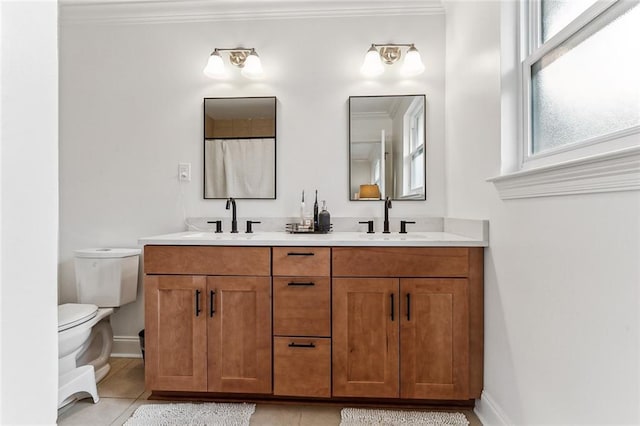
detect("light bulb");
top-left (203, 50), bottom-right (226, 78)
top-left (401, 45), bottom-right (425, 76)
top-left (360, 45), bottom-right (384, 77)
top-left (241, 50), bottom-right (263, 79)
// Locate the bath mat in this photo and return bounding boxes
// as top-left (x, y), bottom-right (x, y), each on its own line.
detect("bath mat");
top-left (340, 407), bottom-right (469, 426)
top-left (124, 402), bottom-right (255, 426)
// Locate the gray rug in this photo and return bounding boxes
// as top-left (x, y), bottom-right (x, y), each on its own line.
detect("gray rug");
top-left (124, 402), bottom-right (255, 426)
top-left (340, 407), bottom-right (469, 426)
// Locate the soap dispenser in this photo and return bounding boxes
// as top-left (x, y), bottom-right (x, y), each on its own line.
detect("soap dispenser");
top-left (318, 200), bottom-right (331, 233)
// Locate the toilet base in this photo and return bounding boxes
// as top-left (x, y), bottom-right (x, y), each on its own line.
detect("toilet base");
top-left (58, 308), bottom-right (114, 409)
top-left (58, 365), bottom-right (99, 409)
top-left (94, 363), bottom-right (111, 383)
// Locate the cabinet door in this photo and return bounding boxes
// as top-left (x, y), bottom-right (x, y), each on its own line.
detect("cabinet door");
top-left (207, 276), bottom-right (272, 394)
top-left (333, 278), bottom-right (399, 398)
top-left (144, 275), bottom-right (207, 391)
top-left (400, 278), bottom-right (469, 399)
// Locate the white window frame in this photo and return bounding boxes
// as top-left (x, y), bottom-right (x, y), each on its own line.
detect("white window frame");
top-left (490, 0), bottom-right (640, 199)
top-left (402, 98), bottom-right (425, 197)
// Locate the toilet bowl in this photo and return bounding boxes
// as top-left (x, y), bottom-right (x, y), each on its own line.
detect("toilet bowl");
top-left (57, 248), bottom-right (140, 409)
top-left (58, 304), bottom-right (115, 408)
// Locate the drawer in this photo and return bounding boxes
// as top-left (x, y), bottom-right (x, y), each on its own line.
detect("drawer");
top-left (144, 246), bottom-right (270, 276)
top-left (332, 247), bottom-right (470, 277)
top-left (273, 337), bottom-right (331, 398)
top-left (273, 277), bottom-right (331, 337)
top-left (272, 247), bottom-right (330, 277)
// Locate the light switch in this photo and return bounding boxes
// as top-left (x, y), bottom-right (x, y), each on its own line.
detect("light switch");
top-left (178, 163), bottom-right (191, 182)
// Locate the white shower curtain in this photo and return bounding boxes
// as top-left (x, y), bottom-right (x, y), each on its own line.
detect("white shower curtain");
top-left (205, 138), bottom-right (275, 198)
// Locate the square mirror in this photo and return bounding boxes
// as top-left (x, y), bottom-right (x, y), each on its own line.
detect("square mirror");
top-left (204, 97), bottom-right (276, 199)
top-left (349, 95), bottom-right (426, 201)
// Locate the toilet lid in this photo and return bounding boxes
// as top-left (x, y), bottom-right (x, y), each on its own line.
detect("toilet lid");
top-left (58, 303), bottom-right (99, 332)
top-left (74, 248), bottom-right (141, 258)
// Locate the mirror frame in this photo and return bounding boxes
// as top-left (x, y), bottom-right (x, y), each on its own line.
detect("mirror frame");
top-left (203, 96), bottom-right (277, 200)
top-left (348, 94), bottom-right (426, 201)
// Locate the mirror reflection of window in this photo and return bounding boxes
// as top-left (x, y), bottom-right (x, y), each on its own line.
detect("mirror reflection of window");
top-left (349, 95), bottom-right (426, 201)
top-left (404, 98), bottom-right (425, 196)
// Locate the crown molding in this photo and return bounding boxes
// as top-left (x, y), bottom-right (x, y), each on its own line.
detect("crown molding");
top-left (59, 0), bottom-right (445, 25)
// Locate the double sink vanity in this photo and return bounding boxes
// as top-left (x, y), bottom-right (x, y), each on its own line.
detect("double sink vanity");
top-left (139, 95), bottom-right (486, 406)
top-left (139, 219), bottom-right (487, 406)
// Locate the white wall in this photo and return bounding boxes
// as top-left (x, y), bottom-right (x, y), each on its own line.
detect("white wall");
top-left (0, 1), bottom-right (59, 424)
top-left (445, 1), bottom-right (640, 424)
top-left (58, 14), bottom-right (446, 341)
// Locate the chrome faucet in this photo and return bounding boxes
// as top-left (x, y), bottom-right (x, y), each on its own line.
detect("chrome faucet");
top-left (226, 197), bottom-right (238, 233)
top-left (383, 196), bottom-right (392, 234)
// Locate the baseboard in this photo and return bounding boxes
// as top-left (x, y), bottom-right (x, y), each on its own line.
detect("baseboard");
top-left (112, 335), bottom-right (143, 358)
top-left (474, 391), bottom-right (512, 426)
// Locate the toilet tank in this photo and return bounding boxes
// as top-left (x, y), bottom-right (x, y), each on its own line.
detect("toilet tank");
top-left (74, 248), bottom-right (141, 307)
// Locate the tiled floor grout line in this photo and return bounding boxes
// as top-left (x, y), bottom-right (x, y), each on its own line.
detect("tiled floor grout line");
top-left (108, 399), bottom-right (136, 426)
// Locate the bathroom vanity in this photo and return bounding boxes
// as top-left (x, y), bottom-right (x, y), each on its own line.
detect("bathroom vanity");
top-left (140, 228), bottom-right (486, 405)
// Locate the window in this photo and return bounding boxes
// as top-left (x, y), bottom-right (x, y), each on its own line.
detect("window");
top-left (490, 0), bottom-right (640, 199)
top-left (522, 0), bottom-right (639, 161)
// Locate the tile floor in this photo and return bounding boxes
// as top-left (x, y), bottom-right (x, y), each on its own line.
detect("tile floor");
top-left (57, 358), bottom-right (482, 425)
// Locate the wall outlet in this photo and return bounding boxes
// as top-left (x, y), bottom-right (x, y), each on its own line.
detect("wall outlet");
top-left (178, 163), bottom-right (191, 182)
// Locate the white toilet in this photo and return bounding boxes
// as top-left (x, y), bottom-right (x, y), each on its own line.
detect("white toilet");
top-left (58, 248), bottom-right (141, 409)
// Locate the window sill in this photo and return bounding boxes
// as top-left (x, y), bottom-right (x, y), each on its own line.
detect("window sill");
top-left (488, 146), bottom-right (640, 199)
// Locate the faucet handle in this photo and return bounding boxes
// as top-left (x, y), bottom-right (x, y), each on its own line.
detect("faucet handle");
top-left (400, 220), bottom-right (416, 234)
top-left (245, 220), bottom-right (261, 234)
top-left (358, 220), bottom-right (375, 234)
top-left (207, 220), bottom-right (223, 233)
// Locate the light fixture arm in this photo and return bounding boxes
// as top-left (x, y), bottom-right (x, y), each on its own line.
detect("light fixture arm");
top-left (367, 43), bottom-right (418, 65)
top-left (207, 47), bottom-right (256, 67)
top-left (370, 43), bottom-right (415, 49)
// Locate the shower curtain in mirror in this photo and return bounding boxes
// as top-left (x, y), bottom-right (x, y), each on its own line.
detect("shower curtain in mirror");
top-left (205, 138), bottom-right (275, 198)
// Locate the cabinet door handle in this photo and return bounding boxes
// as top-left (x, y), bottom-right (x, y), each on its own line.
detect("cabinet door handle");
top-left (287, 281), bottom-right (315, 286)
top-left (287, 252), bottom-right (315, 256)
top-left (390, 293), bottom-right (395, 321)
top-left (210, 290), bottom-right (216, 317)
top-left (195, 290), bottom-right (202, 317)
top-left (288, 342), bottom-right (316, 348)
top-left (406, 293), bottom-right (411, 321)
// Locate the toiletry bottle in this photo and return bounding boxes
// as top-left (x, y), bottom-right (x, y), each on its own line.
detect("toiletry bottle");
top-left (313, 190), bottom-right (319, 231)
top-left (300, 190), bottom-right (305, 225)
top-left (319, 200), bottom-right (331, 233)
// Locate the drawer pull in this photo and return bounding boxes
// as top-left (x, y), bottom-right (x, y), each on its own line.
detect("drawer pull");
top-left (195, 290), bottom-right (202, 317)
top-left (287, 252), bottom-right (315, 256)
top-left (288, 342), bottom-right (316, 348)
top-left (210, 290), bottom-right (216, 317)
top-left (287, 281), bottom-right (315, 286)
top-left (406, 293), bottom-right (411, 321)
top-left (390, 293), bottom-right (395, 321)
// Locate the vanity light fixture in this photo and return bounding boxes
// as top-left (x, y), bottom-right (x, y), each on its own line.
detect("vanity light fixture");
top-left (360, 43), bottom-right (425, 77)
top-left (203, 47), bottom-right (264, 79)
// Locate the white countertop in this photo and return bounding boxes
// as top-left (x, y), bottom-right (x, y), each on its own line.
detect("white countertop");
top-left (138, 230), bottom-right (488, 247)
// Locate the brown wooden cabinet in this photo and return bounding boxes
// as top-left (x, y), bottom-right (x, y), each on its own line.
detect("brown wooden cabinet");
top-left (332, 247), bottom-right (483, 401)
top-left (144, 275), bottom-right (207, 391)
top-left (400, 278), bottom-right (469, 399)
top-left (332, 278), bottom-right (399, 398)
top-left (272, 247), bottom-right (331, 398)
top-left (207, 276), bottom-right (271, 393)
top-left (143, 244), bottom-right (483, 403)
top-left (144, 246), bottom-right (271, 394)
